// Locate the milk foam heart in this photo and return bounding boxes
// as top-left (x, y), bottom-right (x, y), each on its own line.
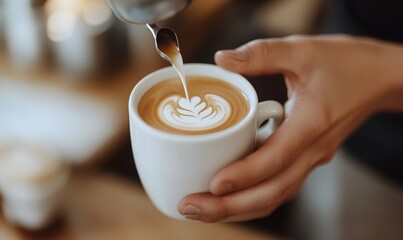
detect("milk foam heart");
top-left (138, 76), bottom-right (249, 135)
top-left (158, 94), bottom-right (231, 131)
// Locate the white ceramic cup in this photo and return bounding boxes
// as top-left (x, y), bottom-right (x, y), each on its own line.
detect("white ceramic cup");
top-left (129, 63), bottom-right (283, 219)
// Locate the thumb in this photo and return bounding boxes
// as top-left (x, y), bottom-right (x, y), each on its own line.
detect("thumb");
top-left (215, 39), bottom-right (293, 76)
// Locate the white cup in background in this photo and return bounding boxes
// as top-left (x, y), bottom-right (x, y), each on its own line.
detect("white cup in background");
top-left (0, 143), bottom-right (70, 230)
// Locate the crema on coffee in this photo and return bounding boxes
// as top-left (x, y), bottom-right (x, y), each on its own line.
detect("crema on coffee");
top-left (138, 76), bottom-right (249, 135)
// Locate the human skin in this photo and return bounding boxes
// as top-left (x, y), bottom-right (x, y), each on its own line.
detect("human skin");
top-left (177, 35), bottom-right (403, 222)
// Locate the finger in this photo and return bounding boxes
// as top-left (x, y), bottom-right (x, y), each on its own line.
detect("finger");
top-left (223, 124), bottom-right (348, 223)
top-left (214, 39), bottom-right (294, 76)
top-left (210, 98), bottom-right (329, 195)
top-left (178, 150), bottom-right (311, 222)
top-left (223, 97), bottom-right (365, 214)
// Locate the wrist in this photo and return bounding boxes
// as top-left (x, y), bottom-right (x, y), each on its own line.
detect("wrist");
top-left (376, 41), bottom-right (403, 112)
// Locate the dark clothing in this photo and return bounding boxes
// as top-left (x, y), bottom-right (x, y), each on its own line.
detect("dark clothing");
top-left (345, 0), bottom-right (403, 42)
top-left (325, 0), bottom-right (403, 185)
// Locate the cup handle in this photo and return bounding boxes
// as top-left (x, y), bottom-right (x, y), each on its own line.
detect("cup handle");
top-left (256, 101), bottom-right (284, 147)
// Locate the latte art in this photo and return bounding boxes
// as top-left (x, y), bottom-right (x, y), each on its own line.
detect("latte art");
top-left (159, 95), bottom-right (231, 131)
top-left (138, 76), bottom-right (249, 135)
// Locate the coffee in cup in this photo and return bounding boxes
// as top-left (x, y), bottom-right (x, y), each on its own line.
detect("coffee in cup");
top-left (138, 76), bottom-right (249, 135)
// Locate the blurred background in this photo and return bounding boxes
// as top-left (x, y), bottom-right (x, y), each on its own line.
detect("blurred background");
top-left (0, 0), bottom-right (402, 239)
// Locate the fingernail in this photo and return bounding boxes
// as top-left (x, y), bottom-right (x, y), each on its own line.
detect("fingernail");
top-left (215, 182), bottom-right (233, 195)
top-left (182, 204), bottom-right (201, 220)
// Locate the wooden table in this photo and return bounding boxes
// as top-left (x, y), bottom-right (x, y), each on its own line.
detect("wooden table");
top-left (0, 172), bottom-right (280, 240)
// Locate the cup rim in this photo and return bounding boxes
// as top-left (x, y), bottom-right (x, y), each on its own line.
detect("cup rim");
top-left (129, 63), bottom-right (258, 141)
